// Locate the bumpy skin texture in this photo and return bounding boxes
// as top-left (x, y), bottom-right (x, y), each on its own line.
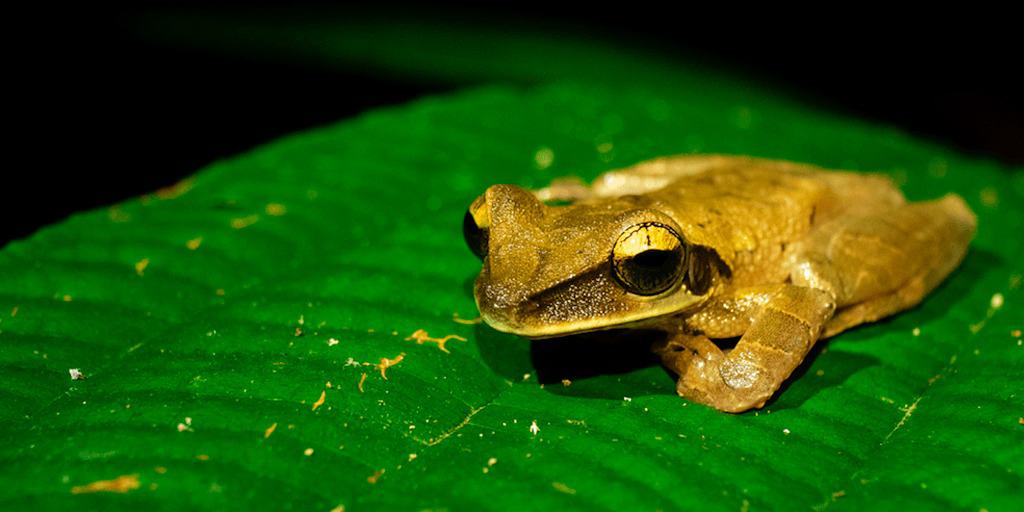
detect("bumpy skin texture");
top-left (468, 155), bottom-right (976, 412)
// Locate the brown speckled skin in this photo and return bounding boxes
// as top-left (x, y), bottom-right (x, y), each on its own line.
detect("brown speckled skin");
top-left (468, 155), bottom-right (975, 412)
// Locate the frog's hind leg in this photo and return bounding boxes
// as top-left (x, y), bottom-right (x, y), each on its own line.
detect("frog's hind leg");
top-left (589, 155), bottom-right (751, 197)
top-left (533, 176), bottom-right (593, 203)
top-left (822, 276), bottom-right (930, 337)
top-left (796, 194), bottom-right (977, 337)
top-left (658, 194), bottom-right (975, 412)
top-left (535, 155), bottom-right (772, 202)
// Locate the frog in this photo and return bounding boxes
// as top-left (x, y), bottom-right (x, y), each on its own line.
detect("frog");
top-left (462, 155), bottom-right (976, 412)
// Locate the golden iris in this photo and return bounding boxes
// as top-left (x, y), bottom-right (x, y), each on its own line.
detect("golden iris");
top-left (463, 196), bottom-right (490, 260)
top-left (612, 222), bottom-right (686, 295)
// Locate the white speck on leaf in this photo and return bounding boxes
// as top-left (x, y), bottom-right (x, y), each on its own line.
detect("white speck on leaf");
top-left (327, 338), bottom-right (339, 346)
top-left (529, 420), bottom-right (540, 435)
top-left (991, 293), bottom-right (1004, 309)
top-left (69, 368), bottom-right (85, 380)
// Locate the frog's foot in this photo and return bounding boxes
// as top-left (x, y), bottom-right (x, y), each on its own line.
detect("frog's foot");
top-left (655, 334), bottom-right (772, 413)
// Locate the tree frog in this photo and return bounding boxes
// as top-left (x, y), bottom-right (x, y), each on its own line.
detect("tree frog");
top-left (463, 155), bottom-right (976, 412)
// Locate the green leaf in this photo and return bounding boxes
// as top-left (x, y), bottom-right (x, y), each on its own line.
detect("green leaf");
top-left (1, 81), bottom-right (1021, 510)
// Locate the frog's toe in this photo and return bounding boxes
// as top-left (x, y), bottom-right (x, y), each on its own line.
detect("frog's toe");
top-left (676, 381), bottom-right (767, 413)
top-left (676, 359), bottom-right (771, 413)
top-left (652, 339), bottom-right (693, 375)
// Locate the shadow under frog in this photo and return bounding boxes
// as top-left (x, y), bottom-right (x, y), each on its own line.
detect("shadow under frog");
top-left (471, 248), bottom-right (999, 409)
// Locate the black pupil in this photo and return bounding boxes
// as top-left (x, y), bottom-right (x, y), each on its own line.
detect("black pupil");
top-left (625, 248), bottom-right (681, 294)
top-left (633, 249), bottom-right (674, 269)
top-left (463, 210), bottom-right (487, 260)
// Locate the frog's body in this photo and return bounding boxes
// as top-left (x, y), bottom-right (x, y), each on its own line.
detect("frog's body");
top-left (464, 155), bottom-right (975, 412)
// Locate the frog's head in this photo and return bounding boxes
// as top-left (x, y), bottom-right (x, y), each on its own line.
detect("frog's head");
top-left (463, 184), bottom-right (724, 338)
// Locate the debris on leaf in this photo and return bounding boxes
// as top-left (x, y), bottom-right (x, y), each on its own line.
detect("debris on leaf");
top-left (408, 453), bottom-right (417, 461)
top-left (196, 454), bottom-right (209, 461)
top-left (134, 258), bottom-right (150, 276)
top-left (376, 352), bottom-right (406, 379)
top-left (265, 203), bottom-right (287, 216)
top-left (186, 237), bottom-right (202, 250)
top-left (551, 481), bottom-right (576, 495)
top-left (294, 327), bottom-right (304, 337)
top-left (304, 448), bottom-right (314, 456)
top-left (69, 368), bottom-right (85, 380)
top-left (358, 373), bottom-right (367, 393)
top-left (70, 474), bottom-right (140, 494)
top-left (327, 338), bottom-right (340, 346)
top-left (11, 306), bottom-right (18, 317)
top-left (177, 417), bottom-right (193, 433)
top-left (154, 178), bottom-right (194, 200)
top-left (264, 422), bottom-right (277, 439)
top-left (561, 379), bottom-right (572, 387)
top-left (783, 428), bottom-right (791, 435)
top-left (230, 215), bottom-right (259, 229)
top-left (312, 390), bottom-right (326, 411)
top-left (530, 420), bottom-right (540, 435)
top-left (991, 293), bottom-right (1004, 309)
top-left (108, 206), bottom-right (131, 223)
top-left (405, 329), bottom-right (466, 353)
top-left (912, 327), bottom-right (921, 336)
top-left (367, 469), bottom-right (384, 484)
top-left (979, 186), bottom-right (999, 207)
top-left (452, 312), bottom-right (483, 325)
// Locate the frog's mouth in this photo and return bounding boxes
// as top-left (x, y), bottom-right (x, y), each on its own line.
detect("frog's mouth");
top-left (477, 291), bottom-right (710, 339)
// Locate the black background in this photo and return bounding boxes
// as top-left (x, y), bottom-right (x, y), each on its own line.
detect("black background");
top-left (6, 3), bottom-right (1020, 246)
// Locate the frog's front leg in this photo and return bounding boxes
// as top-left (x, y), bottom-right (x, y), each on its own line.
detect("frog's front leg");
top-left (655, 286), bottom-right (835, 412)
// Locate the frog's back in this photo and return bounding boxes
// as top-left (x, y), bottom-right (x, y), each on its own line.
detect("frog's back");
top-left (645, 157), bottom-right (904, 286)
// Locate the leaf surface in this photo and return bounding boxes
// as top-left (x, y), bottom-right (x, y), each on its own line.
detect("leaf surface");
top-left (1, 64), bottom-right (1021, 512)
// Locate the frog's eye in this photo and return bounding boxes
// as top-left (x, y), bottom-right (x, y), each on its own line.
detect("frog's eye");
top-left (612, 222), bottom-right (686, 296)
top-left (463, 197), bottom-right (490, 260)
